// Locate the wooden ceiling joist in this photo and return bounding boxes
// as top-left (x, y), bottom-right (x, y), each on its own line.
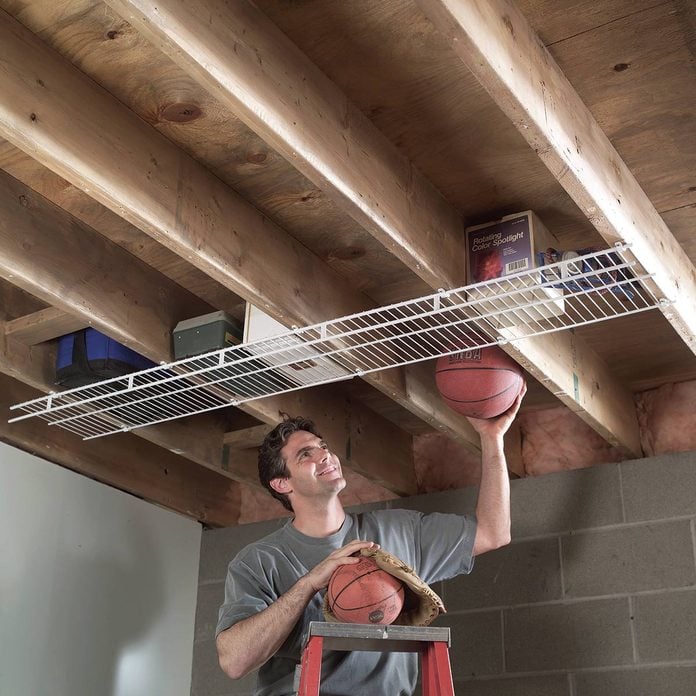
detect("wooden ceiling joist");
top-left (0, 10), bottom-right (366, 328)
top-left (4, 306), bottom-right (88, 345)
top-left (105, 0), bottom-right (467, 292)
top-left (223, 424), bottom-right (275, 451)
top-left (0, 8), bottom-right (477, 456)
top-left (416, 0), bottom-right (696, 353)
top-left (0, 139), bottom-right (247, 321)
top-left (103, 0), bottom-right (641, 455)
top-left (503, 328), bottom-right (641, 452)
top-left (0, 323), bottom-right (57, 393)
top-left (0, 169), bottom-right (416, 494)
top-left (0, 168), bottom-right (206, 362)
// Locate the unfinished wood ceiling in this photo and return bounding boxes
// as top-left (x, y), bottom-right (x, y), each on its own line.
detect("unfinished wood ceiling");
top-left (1, 0), bottom-right (694, 525)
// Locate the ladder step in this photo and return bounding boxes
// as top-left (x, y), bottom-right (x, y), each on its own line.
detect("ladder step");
top-left (296, 622), bottom-right (454, 695)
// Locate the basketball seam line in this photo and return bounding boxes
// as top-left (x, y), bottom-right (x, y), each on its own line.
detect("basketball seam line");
top-left (331, 585), bottom-right (405, 612)
top-left (439, 377), bottom-right (522, 404)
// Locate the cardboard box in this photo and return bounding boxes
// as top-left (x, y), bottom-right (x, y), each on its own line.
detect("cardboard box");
top-left (466, 210), bottom-right (559, 282)
top-left (465, 211), bottom-right (565, 327)
top-left (172, 310), bottom-right (243, 359)
top-left (243, 304), bottom-right (351, 388)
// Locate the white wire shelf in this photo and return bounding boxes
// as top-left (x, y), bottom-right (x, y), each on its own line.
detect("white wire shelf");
top-left (9, 244), bottom-right (671, 439)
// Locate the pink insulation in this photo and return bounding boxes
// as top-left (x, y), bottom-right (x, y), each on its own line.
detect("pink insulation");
top-left (412, 432), bottom-right (484, 491)
top-left (516, 407), bottom-right (628, 476)
top-left (637, 380), bottom-right (696, 456)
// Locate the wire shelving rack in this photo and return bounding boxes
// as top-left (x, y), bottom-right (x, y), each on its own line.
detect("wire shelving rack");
top-left (9, 244), bottom-right (672, 439)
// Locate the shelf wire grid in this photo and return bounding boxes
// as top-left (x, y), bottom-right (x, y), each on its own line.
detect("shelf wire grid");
top-left (9, 244), bottom-right (672, 439)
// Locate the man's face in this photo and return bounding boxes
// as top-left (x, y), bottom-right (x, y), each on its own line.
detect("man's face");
top-left (277, 430), bottom-right (346, 502)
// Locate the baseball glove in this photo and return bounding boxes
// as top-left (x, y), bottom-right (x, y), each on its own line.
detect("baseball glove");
top-left (323, 546), bottom-right (446, 627)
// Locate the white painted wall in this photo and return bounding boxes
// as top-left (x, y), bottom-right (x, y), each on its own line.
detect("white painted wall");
top-left (0, 442), bottom-right (202, 696)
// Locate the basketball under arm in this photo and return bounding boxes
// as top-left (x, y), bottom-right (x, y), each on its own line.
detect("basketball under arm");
top-left (217, 539), bottom-right (377, 679)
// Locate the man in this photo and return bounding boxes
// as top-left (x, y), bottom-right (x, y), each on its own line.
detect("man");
top-left (216, 384), bottom-right (525, 695)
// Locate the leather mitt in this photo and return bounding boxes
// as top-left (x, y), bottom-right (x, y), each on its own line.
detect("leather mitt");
top-left (323, 546), bottom-right (446, 627)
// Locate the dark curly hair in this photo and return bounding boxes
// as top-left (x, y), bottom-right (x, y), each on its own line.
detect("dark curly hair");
top-left (258, 416), bottom-right (322, 511)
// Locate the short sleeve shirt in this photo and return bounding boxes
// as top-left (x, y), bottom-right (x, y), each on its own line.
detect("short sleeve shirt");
top-left (217, 508), bottom-right (476, 696)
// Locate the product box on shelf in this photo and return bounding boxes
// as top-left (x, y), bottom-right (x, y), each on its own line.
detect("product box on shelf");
top-left (242, 303), bottom-right (352, 390)
top-left (465, 211), bottom-right (565, 328)
top-left (172, 310), bottom-right (243, 360)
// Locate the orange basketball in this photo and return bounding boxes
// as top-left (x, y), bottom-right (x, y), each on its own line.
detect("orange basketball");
top-left (435, 346), bottom-right (523, 419)
top-left (327, 556), bottom-right (405, 625)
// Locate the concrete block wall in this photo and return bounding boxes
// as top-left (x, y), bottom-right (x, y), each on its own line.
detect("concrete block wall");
top-left (192, 451), bottom-right (696, 695)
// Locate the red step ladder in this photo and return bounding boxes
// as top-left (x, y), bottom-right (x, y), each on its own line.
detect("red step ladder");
top-left (296, 621), bottom-right (455, 695)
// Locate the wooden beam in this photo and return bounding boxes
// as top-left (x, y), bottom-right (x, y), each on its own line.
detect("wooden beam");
top-left (101, 0), bottom-right (640, 455)
top-left (0, 373), bottom-right (241, 526)
top-left (222, 445), bottom-right (263, 488)
top-left (223, 424), bottom-right (274, 450)
top-left (416, 0), bottom-right (696, 354)
top-left (0, 322), bottom-right (57, 392)
top-left (0, 10), bottom-right (366, 327)
top-left (504, 329), bottom-right (640, 453)
top-left (0, 169), bottom-right (206, 362)
top-left (0, 140), bottom-right (246, 320)
top-left (106, 0), bottom-right (467, 291)
top-left (5, 306), bottom-right (88, 344)
top-left (0, 9), bottom-right (475, 454)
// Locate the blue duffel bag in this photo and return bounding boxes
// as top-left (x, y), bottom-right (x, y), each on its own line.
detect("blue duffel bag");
top-left (56, 328), bottom-right (156, 388)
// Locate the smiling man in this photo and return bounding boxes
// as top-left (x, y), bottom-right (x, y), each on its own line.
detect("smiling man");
top-left (216, 389), bottom-right (525, 696)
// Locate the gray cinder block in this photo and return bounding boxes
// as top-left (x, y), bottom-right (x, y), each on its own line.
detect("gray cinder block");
top-left (432, 610), bottom-right (503, 679)
top-left (443, 538), bottom-right (562, 610)
top-left (574, 666), bottom-right (696, 696)
top-left (510, 464), bottom-right (623, 538)
top-left (504, 598), bottom-right (633, 671)
top-left (621, 451), bottom-right (696, 521)
top-left (634, 589), bottom-right (696, 662)
top-left (452, 674), bottom-right (570, 696)
top-left (562, 520), bottom-right (696, 597)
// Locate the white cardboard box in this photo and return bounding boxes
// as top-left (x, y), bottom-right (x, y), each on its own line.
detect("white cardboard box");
top-left (465, 211), bottom-right (565, 327)
top-left (243, 304), bottom-right (351, 387)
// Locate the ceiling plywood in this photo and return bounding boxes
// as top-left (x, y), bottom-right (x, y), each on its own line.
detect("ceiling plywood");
top-left (546, 2), bottom-right (696, 215)
top-left (2, 0), bottom-right (426, 303)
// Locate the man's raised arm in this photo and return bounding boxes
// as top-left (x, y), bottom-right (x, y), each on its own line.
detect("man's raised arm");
top-left (469, 384), bottom-right (526, 556)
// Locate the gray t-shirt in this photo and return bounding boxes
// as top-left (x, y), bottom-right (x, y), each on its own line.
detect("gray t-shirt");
top-left (217, 508), bottom-right (476, 696)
